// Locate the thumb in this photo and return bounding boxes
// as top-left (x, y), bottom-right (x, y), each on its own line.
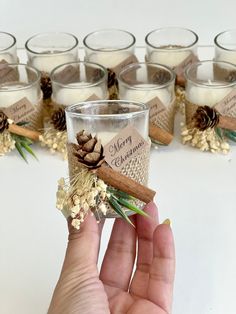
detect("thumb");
top-left (62, 212), bottom-right (103, 272)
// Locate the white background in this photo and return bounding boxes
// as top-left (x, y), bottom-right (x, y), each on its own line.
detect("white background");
top-left (1, 2), bottom-right (236, 314)
top-left (0, 0), bottom-right (236, 47)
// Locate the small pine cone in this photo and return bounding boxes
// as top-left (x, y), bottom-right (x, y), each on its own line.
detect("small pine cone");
top-left (227, 71), bottom-right (236, 83)
top-left (51, 108), bottom-right (66, 131)
top-left (107, 68), bottom-right (118, 89)
top-left (152, 69), bottom-right (171, 84)
top-left (41, 74), bottom-right (52, 99)
top-left (193, 106), bottom-right (219, 131)
top-left (0, 111), bottom-right (9, 133)
top-left (73, 130), bottom-right (104, 168)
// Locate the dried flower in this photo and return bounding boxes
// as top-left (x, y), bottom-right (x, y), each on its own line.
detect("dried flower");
top-left (0, 130), bottom-right (15, 156)
top-left (39, 128), bottom-right (67, 159)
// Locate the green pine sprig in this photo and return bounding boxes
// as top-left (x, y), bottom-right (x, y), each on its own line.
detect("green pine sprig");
top-left (11, 134), bottom-right (38, 163)
top-left (108, 188), bottom-right (149, 226)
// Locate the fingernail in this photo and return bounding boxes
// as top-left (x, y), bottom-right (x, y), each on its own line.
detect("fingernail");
top-left (162, 218), bottom-right (171, 226)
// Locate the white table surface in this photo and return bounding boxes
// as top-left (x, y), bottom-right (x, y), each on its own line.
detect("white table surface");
top-left (1, 47), bottom-right (236, 314)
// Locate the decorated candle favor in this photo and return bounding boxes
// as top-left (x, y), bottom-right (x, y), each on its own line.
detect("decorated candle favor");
top-left (25, 32), bottom-right (79, 106)
top-left (0, 63), bottom-right (43, 159)
top-left (118, 62), bottom-right (175, 144)
top-left (56, 100), bottom-right (154, 226)
top-left (145, 27), bottom-right (198, 86)
top-left (0, 32), bottom-right (18, 63)
top-left (51, 61), bottom-right (108, 106)
top-left (182, 60), bottom-right (236, 153)
top-left (214, 30), bottom-right (236, 64)
top-left (83, 29), bottom-right (137, 99)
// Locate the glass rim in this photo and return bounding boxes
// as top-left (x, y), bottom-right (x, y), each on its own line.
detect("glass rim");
top-left (0, 63), bottom-right (41, 92)
top-left (83, 28), bottom-right (136, 52)
top-left (25, 32), bottom-right (79, 55)
top-left (0, 31), bottom-right (17, 52)
top-left (118, 62), bottom-right (176, 89)
top-left (214, 29), bottom-right (236, 51)
top-left (65, 100), bottom-right (148, 118)
top-left (145, 27), bottom-right (198, 50)
top-left (184, 60), bottom-right (236, 88)
top-left (51, 61), bottom-right (108, 88)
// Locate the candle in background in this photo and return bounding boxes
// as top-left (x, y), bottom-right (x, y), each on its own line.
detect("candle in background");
top-left (185, 61), bottom-right (236, 123)
top-left (214, 30), bottom-right (236, 64)
top-left (0, 32), bottom-right (18, 63)
top-left (145, 28), bottom-right (198, 81)
top-left (25, 32), bottom-right (79, 74)
top-left (118, 62), bottom-right (176, 137)
top-left (51, 61), bottom-right (108, 106)
top-left (83, 29), bottom-right (136, 71)
top-left (0, 64), bottom-right (41, 107)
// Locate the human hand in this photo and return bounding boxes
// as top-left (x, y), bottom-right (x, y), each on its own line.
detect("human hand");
top-left (48, 202), bottom-right (175, 314)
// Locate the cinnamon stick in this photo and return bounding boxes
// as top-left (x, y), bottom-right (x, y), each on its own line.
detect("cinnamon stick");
top-left (149, 123), bottom-right (173, 145)
top-left (8, 124), bottom-right (41, 141)
top-left (218, 115), bottom-right (236, 131)
top-left (97, 164), bottom-right (156, 204)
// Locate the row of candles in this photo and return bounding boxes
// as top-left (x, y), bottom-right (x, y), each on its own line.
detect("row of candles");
top-left (1, 28), bottom-right (236, 138)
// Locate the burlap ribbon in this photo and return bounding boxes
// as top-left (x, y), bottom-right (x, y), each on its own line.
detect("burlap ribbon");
top-left (67, 139), bottom-right (151, 218)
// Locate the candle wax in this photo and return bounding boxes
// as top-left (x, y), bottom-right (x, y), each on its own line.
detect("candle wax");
top-left (52, 82), bottom-right (106, 106)
top-left (95, 131), bottom-right (118, 146)
top-left (187, 85), bottom-right (233, 107)
top-left (0, 83), bottom-right (40, 107)
top-left (31, 53), bottom-right (76, 73)
top-left (217, 51), bottom-right (236, 65)
top-left (88, 51), bottom-right (132, 69)
top-left (120, 84), bottom-right (172, 105)
top-left (149, 50), bottom-right (191, 68)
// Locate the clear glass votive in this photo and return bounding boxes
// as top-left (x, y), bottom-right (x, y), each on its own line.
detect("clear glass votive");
top-left (0, 63), bottom-right (42, 130)
top-left (51, 61), bottom-right (108, 107)
top-left (118, 62), bottom-right (176, 137)
top-left (25, 32), bottom-right (79, 74)
top-left (185, 60), bottom-right (236, 123)
top-left (145, 27), bottom-right (198, 84)
top-left (65, 100), bottom-right (150, 218)
top-left (214, 30), bottom-right (236, 64)
top-left (0, 32), bottom-right (17, 63)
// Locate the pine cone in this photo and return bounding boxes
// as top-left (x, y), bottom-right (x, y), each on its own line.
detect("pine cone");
top-left (107, 68), bottom-right (118, 89)
top-left (41, 74), bottom-right (52, 100)
top-left (192, 106), bottom-right (219, 131)
top-left (51, 108), bottom-right (66, 131)
top-left (0, 111), bottom-right (9, 133)
top-left (73, 130), bottom-right (104, 168)
top-left (152, 69), bottom-right (171, 85)
top-left (227, 71), bottom-right (236, 83)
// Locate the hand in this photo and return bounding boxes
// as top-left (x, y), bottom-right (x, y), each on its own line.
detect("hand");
top-left (48, 202), bottom-right (175, 314)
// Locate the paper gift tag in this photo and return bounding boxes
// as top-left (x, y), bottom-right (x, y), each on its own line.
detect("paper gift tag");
top-left (147, 97), bottom-right (166, 123)
top-left (112, 55), bottom-right (138, 74)
top-left (215, 89), bottom-right (236, 116)
top-left (0, 60), bottom-right (19, 84)
top-left (3, 97), bottom-right (36, 123)
top-left (104, 125), bottom-right (149, 172)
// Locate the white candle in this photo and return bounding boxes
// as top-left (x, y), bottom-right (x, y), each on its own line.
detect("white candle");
top-left (95, 131), bottom-right (118, 146)
top-left (87, 51), bottom-right (132, 69)
top-left (31, 53), bottom-right (76, 73)
top-left (120, 84), bottom-right (172, 104)
top-left (187, 84), bottom-right (233, 107)
top-left (0, 83), bottom-right (40, 107)
top-left (216, 51), bottom-right (236, 64)
top-left (149, 50), bottom-right (191, 68)
top-left (0, 53), bottom-right (17, 63)
top-left (52, 82), bottom-right (106, 106)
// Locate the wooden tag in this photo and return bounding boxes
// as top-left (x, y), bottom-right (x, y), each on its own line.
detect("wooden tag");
top-left (104, 125), bottom-right (148, 172)
top-left (3, 97), bottom-right (36, 123)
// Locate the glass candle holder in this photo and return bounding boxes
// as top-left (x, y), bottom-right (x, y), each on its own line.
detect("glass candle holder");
top-left (0, 32), bottom-right (17, 63)
top-left (185, 60), bottom-right (236, 123)
top-left (83, 29), bottom-right (137, 99)
top-left (214, 30), bottom-right (236, 64)
top-left (145, 27), bottom-right (198, 85)
top-left (118, 62), bottom-right (176, 138)
top-left (0, 63), bottom-right (42, 130)
top-left (65, 100), bottom-right (150, 219)
top-left (25, 32), bottom-right (79, 74)
top-left (51, 61), bottom-right (108, 107)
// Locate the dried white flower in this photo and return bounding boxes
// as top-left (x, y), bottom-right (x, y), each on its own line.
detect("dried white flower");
top-left (0, 130), bottom-right (15, 156)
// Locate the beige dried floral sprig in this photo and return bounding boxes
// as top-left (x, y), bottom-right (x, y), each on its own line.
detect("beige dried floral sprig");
top-left (39, 128), bottom-right (67, 160)
top-left (175, 85), bottom-right (186, 115)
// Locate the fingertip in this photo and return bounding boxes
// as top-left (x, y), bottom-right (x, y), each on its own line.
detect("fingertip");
top-left (153, 223), bottom-right (175, 259)
top-left (143, 201), bottom-right (158, 219)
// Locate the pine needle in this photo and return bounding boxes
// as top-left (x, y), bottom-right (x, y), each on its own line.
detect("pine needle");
top-left (108, 196), bottom-right (135, 227)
